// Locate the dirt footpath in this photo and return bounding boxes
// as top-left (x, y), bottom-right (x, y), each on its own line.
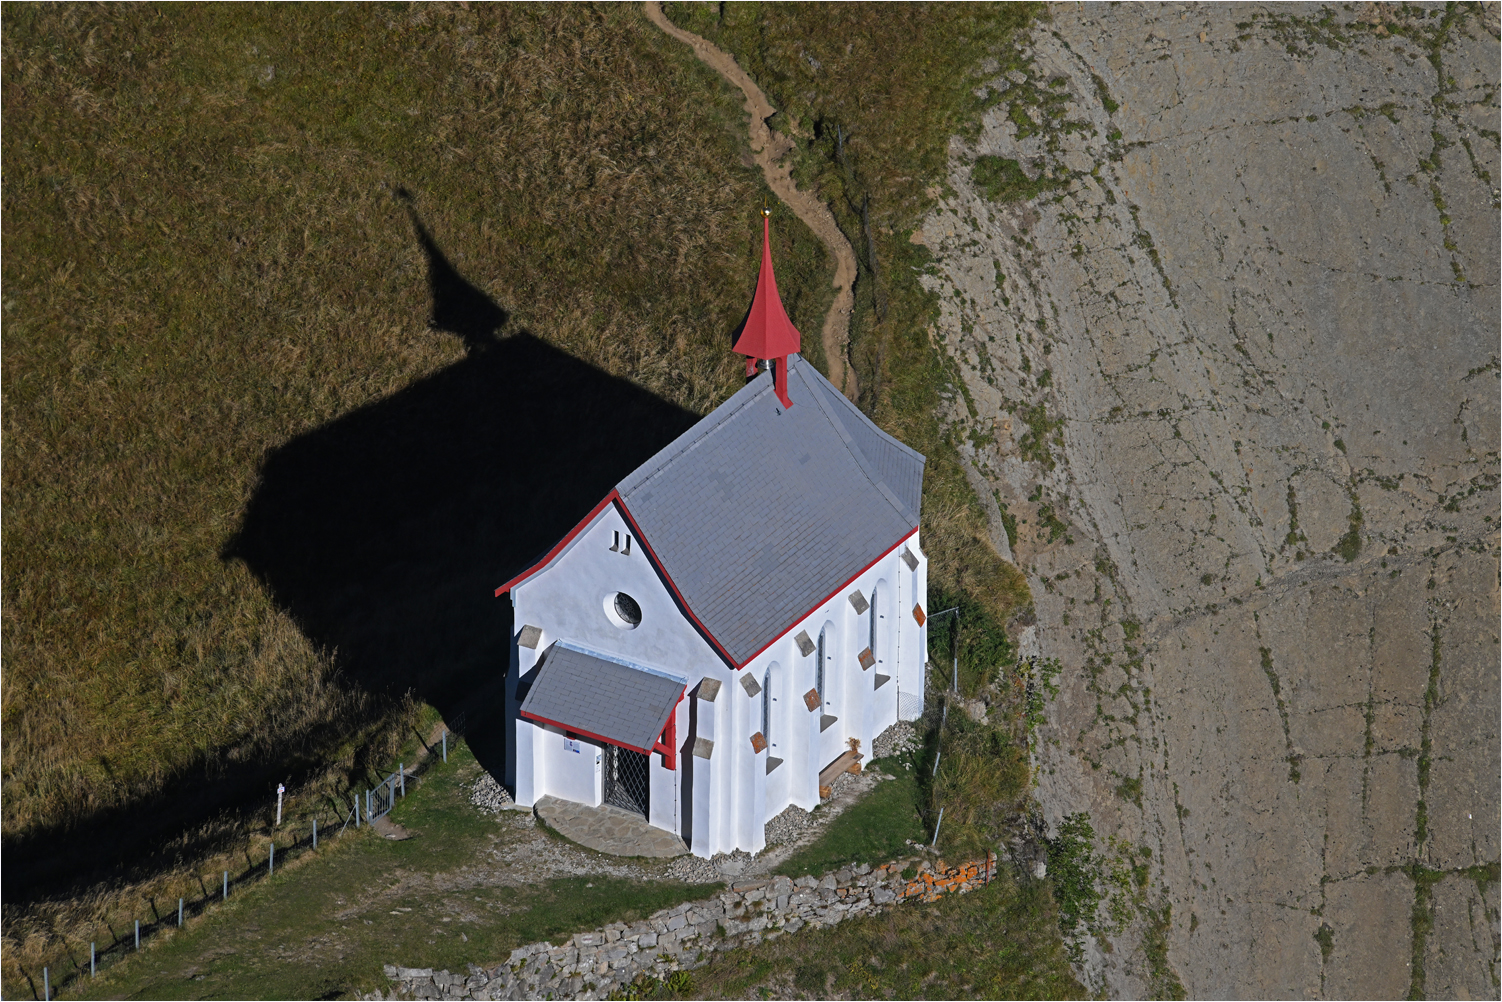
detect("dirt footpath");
top-left (644, 1), bottom-right (859, 401)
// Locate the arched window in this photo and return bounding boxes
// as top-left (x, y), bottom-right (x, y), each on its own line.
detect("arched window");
top-left (816, 627), bottom-right (827, 702)
top-left (761, 666), bottom-right (771, 742)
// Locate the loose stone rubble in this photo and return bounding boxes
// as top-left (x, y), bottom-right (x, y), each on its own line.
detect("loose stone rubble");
top-left (368, 855), bottom-right (997, 1000)
top-left (466, 774), bottom-right (519, 814)
top-left (870, 719), bottom-right (919, 760)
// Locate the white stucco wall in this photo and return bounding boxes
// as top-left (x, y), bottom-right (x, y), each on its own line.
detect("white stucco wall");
top-left (513, 504), bottom-right (726, 678)
top-left (504, 503), bottom-right (928, 859)
top-left (734, 531), bottom-right (929, 840)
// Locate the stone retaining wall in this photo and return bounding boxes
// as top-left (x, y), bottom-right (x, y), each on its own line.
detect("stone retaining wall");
top-left (372, 854), bottom-right (996, 1000)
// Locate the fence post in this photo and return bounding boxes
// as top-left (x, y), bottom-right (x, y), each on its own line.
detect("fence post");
top-left (399, 763), bottom-right (405, 798)
top-left (930, 807), bottom-right (945, 848)
top-left (43, 966), bottom-right (49, 1001)
top-left (313, 818), bottom-right (318, 850)
top-left (135, 920), bottom-right (140, 950)
top-left (223, 870), bottom-right (228, 900)
top-left (91, 942), bottom-right (96, 977)
top-left (269, 843), bottom-right (274, 875)
top-left (178, 897), bottom-right (184, 926)
top-left (366, 789), bottom-right (371, 823)
top-left (355, 796), bottom-right (361, 828)
top-left (442, 728), bottom-right (448, 763)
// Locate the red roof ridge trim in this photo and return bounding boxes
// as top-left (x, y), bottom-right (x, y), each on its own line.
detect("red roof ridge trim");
top-left (495, 496), bottom-right (922, 673)
top-left (492, 492), bottom-right (741, 670)
top-left (729, 527), bottom-right (921, 669)
top-left (493, 490), bottom-right (621, 597)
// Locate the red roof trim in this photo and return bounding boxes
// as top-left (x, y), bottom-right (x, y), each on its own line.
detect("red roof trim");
top-left (493, 490), bottom-right (741, 670)
top-left (731, 527), bottom-right (921, 669)
top-left (496, 492), bottom-right (921, 674)
top-left (614, 499), bottom-right (741, 669)
top-left (493, 491), bottom-right (621, 597)
top-left (519, 709), bottom-right (655, 756)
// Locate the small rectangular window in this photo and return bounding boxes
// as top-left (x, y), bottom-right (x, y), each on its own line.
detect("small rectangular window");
top-left (610, 531), bottom-right (621, 552)
top-left (623, 534), bottom-right (633, 556)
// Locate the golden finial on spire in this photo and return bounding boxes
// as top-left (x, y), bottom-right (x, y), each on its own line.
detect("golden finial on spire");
top-left (762, 199), bottom-right (771, 218)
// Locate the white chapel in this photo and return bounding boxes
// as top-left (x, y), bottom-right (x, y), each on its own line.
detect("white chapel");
top-left (496, 214), bottom-right (929, 857)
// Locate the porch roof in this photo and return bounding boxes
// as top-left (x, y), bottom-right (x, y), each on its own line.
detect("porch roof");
top-left (518, 642), bottom-right (686, 753)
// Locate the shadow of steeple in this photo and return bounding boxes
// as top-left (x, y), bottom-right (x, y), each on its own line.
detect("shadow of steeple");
top-left (1, 197), bottom-right (701, 903)
top-left (398, 186), bottom-right (507, 354)
top-left (225, 199), bottom-right (701, 753)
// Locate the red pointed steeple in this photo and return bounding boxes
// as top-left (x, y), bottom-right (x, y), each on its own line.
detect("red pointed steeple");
top-left (733, 210), bottom-right (801, 408)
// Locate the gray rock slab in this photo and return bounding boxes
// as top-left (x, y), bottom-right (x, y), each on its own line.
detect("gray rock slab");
top-left (1324, 870), bottom-right (1417, 1000)
top-left (1424, 875), bottom-right (1500, 1000)
top-left (919, 3), bottom-right (1499, 998)
top-left (533, 796), bottom-right (687, 858)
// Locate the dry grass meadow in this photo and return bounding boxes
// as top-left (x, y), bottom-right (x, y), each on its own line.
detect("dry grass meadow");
top-left (4, 3), bottom-right (1042, 993)
top-left (2, 2), bottom-right (833, 984)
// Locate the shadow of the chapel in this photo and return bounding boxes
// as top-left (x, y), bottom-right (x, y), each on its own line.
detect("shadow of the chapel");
top-left (1, 203), bottom-right (699, 903)
top-left (225, 203), bottom-right (701, 777)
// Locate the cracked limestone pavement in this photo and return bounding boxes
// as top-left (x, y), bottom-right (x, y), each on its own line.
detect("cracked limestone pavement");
top-left (917, 4), bottom-right (1499, 998)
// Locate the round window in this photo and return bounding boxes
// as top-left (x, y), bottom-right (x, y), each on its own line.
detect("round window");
top-left (606, 591), bottom-right (642, 629)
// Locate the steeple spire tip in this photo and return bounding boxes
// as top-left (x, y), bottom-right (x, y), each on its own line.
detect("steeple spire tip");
top-left (733, 211), bottom-right (800, 408)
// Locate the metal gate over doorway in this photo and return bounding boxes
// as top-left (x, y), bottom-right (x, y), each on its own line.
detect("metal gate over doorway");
top-left (603, 744), bottom-right (649, 817)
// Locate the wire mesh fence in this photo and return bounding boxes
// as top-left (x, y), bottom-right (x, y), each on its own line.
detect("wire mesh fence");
top-left (19, 723), bottom-right (464, 1001)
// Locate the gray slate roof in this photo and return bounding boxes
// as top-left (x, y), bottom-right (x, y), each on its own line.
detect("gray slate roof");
top-left (519, 644), bottom-right (685, 752)
top-left (617, 355), bottom-right (924, 665)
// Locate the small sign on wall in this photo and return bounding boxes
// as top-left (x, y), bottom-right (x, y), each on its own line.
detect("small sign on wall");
top-left (564, 738), bottom-right (582, 754)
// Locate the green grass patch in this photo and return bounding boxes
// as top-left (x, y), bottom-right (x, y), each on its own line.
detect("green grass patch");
top-left (996, 493), bottom-right (1020, 550)
top-left (637, 870), bottom-right (1084, 1000)
top-left (928, 713), bottom-right (1031, 860)
top-left (3, 1), bottom-right (827, 845)
top-left (973, 155), bottom-right (1067, 204)
top-left (775, 759), bottom-right (928, 879)
top-left (71, 742), bottom-right (720, 1001)
top-left (1037, 503), bottom-right (1070, 544)
top-left (1091, 72), bottom-right (1120, 114)
top-left (1016, 401), bottom-right (1066, 470)
top-left (1334, 492), bottom-right (1364, 562)
top-left (1046, 813), bottom-right (1103, 942)
top-left (927, 584), bottom-right (1020, 698)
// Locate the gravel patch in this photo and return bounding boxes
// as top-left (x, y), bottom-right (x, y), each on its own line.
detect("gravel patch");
top-left (872, 720), bottom-right (919, 760)
top-left (466, 773), bottom-right (515, 814)
top-left (762, 803), bottom-right (816, 849)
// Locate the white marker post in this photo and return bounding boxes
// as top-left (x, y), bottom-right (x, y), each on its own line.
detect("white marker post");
top-left (276, 783), bottom-right (286, 826)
